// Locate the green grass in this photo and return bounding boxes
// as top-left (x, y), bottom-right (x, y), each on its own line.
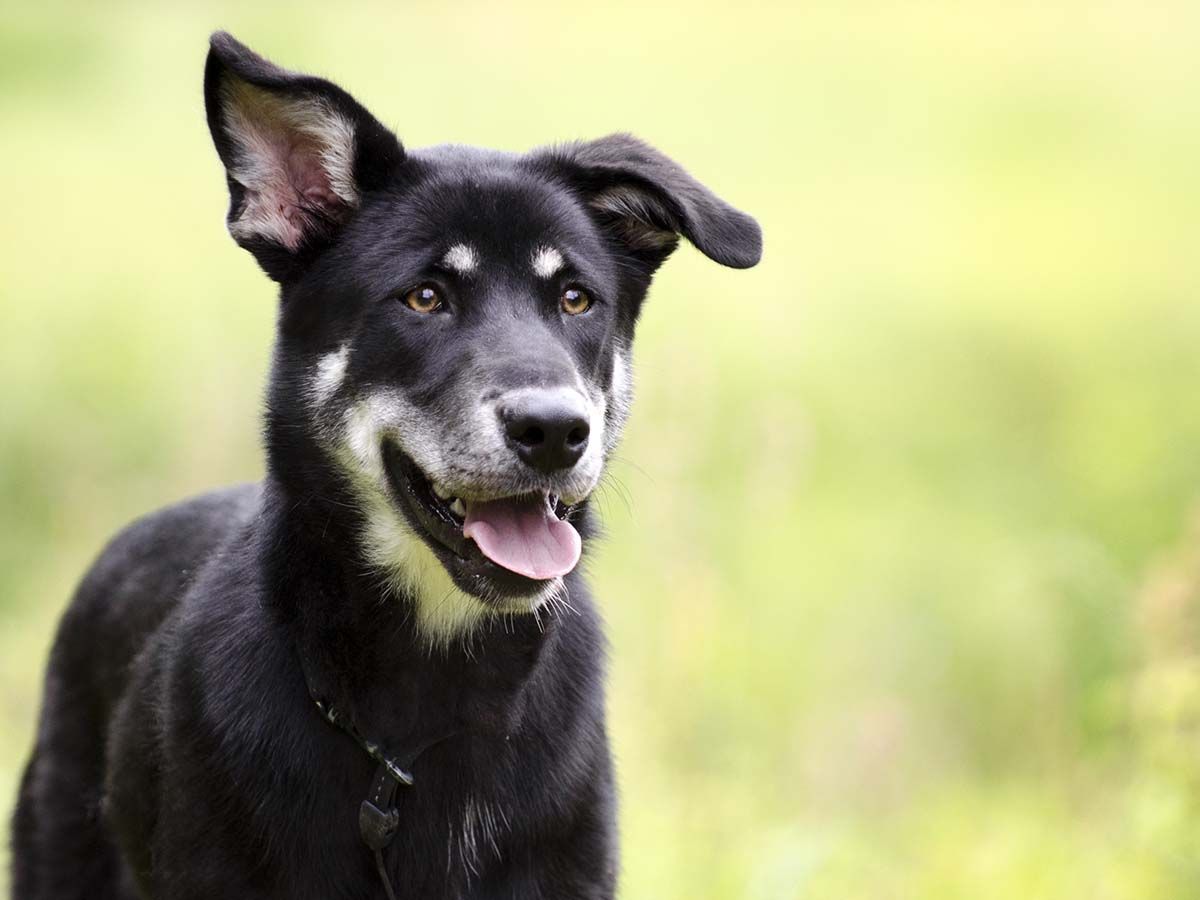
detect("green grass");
top-left (3, 1), bottom-right (1200, 896)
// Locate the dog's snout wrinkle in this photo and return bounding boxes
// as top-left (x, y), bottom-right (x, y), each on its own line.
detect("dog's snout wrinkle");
top-left (499, 390), bottom-right (591, 474)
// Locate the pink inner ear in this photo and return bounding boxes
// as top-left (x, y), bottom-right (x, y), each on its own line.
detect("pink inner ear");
top-left (222, 81), bottom-right (357, 251)
top-left (289, 145), bottom-right (343, 213)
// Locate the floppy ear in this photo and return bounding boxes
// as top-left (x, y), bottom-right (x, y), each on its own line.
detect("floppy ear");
top-left (542, 133), bottom-right (762, 270)
top-left (204, 32), bottom-right (404, 282)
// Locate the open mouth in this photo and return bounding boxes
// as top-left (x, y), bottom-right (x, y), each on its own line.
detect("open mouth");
top-left (381, 443), bottom-right (582, 596)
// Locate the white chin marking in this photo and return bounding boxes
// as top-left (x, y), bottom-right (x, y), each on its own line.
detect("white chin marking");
top-left (332, 394), bottom-right (558, 647)
top-left (362, 500), bottom-right (561, 647)
top-left (442, 243), bottom-right (479, 275)
top-left (531, 245), bottom-right (565, 279)
top-left (359, 499), bottom-right (487, 644)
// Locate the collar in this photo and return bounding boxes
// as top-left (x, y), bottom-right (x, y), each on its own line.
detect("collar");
top-left (299, 649), bottom-right (460, 900)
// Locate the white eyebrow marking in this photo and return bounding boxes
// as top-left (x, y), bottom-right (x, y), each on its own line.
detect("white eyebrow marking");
top-left (442, 243), bottom-right (478, 274)
top-left (531, 246), bottom-right (565, 279)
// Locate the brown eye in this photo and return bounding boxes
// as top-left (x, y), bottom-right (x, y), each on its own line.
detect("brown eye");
top-left (560, 287), bottom-right (592, 316)
top-left (403, 285), bottom-right (442, 313)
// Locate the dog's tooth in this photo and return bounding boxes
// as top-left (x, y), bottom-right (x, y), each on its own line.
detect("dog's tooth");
top-left (449, 498), bottom-right (466, 518)
top-left (433, 482), bottom-right (452, 500)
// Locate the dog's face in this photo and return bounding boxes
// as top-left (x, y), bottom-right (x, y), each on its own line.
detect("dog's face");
top-left (295, 158), bottom-right (635, 615)
top-left (204, 33), bottom-right (761, 642)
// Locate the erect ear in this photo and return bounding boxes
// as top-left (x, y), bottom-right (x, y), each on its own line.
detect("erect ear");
top-left (540, 133), bottom-right (762, 271)
top-left (204, 32), bottom-right (404, 282)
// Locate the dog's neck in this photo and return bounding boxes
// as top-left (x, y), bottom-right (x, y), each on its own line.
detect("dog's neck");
top-left (257, 477), bottom-right (556, 754)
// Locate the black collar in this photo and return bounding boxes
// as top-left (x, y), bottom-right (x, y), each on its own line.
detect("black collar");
top-left (299, 650), bottom-right (460, 900)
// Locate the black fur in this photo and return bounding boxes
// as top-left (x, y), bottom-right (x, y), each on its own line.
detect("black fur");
top-left (11, 32), bottom-right (760, 899)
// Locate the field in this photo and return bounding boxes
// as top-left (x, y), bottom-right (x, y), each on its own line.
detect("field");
top-left (3, 1), bottom-right (1200, 896)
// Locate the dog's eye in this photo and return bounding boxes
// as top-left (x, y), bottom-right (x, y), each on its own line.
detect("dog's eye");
top-left (560, 288), bottom-right (592, 316)
top-left (403, 286), bottom-right (442, 314)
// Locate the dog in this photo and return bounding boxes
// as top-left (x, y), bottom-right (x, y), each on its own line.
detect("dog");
top-left (10, 32), bottom-right (761, 899)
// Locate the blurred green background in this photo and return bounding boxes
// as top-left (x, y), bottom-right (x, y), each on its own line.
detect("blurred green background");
top-left (4, 1), bottom-right (1200, 896)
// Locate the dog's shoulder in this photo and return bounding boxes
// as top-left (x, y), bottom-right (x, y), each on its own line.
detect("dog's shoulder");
top-left (52, 484), bottom-right (263, 703)
top-left (72, 483), bottom-right (261, 619)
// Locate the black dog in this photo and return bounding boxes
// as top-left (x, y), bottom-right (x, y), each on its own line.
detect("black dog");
top-left (10, 32), bottom-right (761, 899)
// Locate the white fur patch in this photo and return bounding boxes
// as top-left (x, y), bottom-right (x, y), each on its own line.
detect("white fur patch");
top-left (310, 344), bottom-right (350, 405)
top-left (607, 347), bottom-right (633, 447)
top-left (531, 246), bottom-right (565, 279)
top-left (220, 78), bottom-right (359, 250)
top-left (330, 392), bottom-right (565, 648)
top-left (442, 244), bottom-right (479, 274)
top-left (454, 797), bottom-right (510, 880)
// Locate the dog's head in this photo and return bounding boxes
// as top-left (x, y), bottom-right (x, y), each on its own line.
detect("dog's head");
top-left (204, 33), bottom-right (761, 641)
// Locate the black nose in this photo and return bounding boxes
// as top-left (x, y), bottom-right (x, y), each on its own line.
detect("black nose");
top-left (500, 392), bottom-right (591, 473)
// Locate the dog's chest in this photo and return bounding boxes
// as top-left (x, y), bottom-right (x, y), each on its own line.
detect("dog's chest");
top-left (288, 640), bottom-right (556, 895)
top-left (288, 734), bottom-right (541, 899)
top-left (449, 794), bottom-right (512, 882)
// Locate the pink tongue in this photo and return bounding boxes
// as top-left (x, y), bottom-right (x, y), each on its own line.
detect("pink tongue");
top-left (463, 497), bottom-right (581, 580)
